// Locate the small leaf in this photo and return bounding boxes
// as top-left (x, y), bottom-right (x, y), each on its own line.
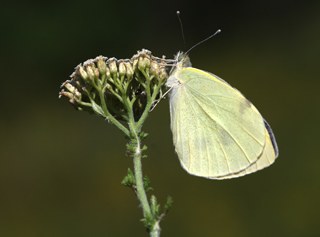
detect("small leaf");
top-left (141, 212), bottom-right (154, 230)
top-left (140, 131), bottom-right (149, 139)
top-left (164, 196), bottom-right (173, 213)
top-left (150, 195), bottom-right (160, 217)
top-left (141, 144), bottom-right (148, 152)
top-left (121, 168), bottom-right (136, 188)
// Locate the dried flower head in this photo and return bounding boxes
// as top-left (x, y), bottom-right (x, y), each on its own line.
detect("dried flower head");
top-left (59, 49), bottom-right (170, 122)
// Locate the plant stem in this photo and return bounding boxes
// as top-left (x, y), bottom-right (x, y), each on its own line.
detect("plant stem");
top-left (98, 90), bottom-right (130, 137)
top-left (150, 222), bottom-right (161, 237)
top-left (132, 132), bottom-right (151, 216)
top-left (132, 130), bottom-right (162, 237)
top-left (136, 84), bottom-right (161, 132)
top-left (128, 82), bottom-right (163, 236)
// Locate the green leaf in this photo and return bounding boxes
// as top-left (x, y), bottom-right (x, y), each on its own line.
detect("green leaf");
top-left (121, 168), bottom-right (135, 188)
top-left (164, 196), bottom-right (173, 213)
top-left (141, 212), bottom-right (154, 230)
top-left (150, 195), bottom-right (160, 217)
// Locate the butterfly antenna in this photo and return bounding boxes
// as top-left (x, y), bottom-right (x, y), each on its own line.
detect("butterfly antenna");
top-left (185, 29), bottom-right (221, 55)
top-left (176, 10), bottom-right (186, 49)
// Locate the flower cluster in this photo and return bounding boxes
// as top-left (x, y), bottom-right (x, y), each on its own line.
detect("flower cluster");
top-left (59, 49), bottom-right (169, 123)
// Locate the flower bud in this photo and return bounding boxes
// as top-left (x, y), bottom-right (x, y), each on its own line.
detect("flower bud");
top-left (132, 57), bottom-right (138, 71)
top-left (79, 66), bottom-right (88, 80)
top-left (59, 91), bottom-right (74, 101)
top-left (138, 56), bottom-right (151, 71)
top-left (94, 67), bottom-right (100, 78)
top-left (105, 67), bottom-right (111, 79)
top-left (86, 65), bottom-right (95, 81)
top-left (74, 90), bottom-right (82, 99)
top-left (97, 57), bottom-right (107, 75)
top-left (59, 88), bottom-right (82, 103)
top-left (125, 62), bottom-right (134, 79)
top-left (150, 60), bottom-right (160, 76)
top-left (118, 61), bottom-right (126, 77)
top-left (144, 55), bottom-right (151, 68)
top-left (108, 58), bottom-right (117, 76)
top-left (64, 82), bottom-right (76, 93)
top-left (159, 67), bottom-right (168, 81)
top-left (64, 83), bottom-right (82, 98)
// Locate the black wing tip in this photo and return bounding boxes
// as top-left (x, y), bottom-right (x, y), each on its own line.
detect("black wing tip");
top-left (264, 119), bottom-right (279, 158)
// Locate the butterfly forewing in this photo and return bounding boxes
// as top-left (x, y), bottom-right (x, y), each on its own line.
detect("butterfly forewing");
top-left (168, 67), bottom-right (271, 179)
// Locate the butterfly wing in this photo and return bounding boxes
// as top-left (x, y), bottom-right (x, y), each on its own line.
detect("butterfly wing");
top-left (215, 120), bottom-right (278, 179)
top-left (168, 67), bottom-right (277, 179)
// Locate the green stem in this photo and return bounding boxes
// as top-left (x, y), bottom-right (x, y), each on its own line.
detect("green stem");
top-left (132, 131), bottom-right (151, 216)
top-left (98, 90), bottom-right (130, 137)
top-left (150, 222), bottom-right (161, 237)
top-left (104, 86), bottom-right (123, 103)
top-left (136, 84), bottom-right (162, 131)
top-left (127, 74), bottom-right (163, 236)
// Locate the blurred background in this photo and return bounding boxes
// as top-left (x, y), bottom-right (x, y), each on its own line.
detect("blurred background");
top-left (1, 0), bottom-right (319, 236)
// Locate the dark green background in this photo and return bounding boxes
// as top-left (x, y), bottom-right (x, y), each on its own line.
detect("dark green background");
top-left (1, 1), bottom-right (319, 236)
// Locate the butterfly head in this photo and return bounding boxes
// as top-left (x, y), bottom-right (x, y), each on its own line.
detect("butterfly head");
top-left (174, 51), bottom-right (192, 68)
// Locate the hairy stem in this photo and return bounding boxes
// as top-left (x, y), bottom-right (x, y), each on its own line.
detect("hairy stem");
top-left (132, 132), bottom-right (151, 216)
top-left (128, 77), bottom-right (163, 236)
top-left (150, 222), bottom-right (161, 237)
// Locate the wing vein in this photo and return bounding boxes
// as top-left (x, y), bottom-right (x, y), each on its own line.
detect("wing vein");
top-left (191, 95), bottom-right (252, 164)
top-left (216, 135), bottom-right (231, 175)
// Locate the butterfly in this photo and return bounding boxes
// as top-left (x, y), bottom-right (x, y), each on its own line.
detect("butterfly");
top-left (166, 52), bottom-right (279, 179)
